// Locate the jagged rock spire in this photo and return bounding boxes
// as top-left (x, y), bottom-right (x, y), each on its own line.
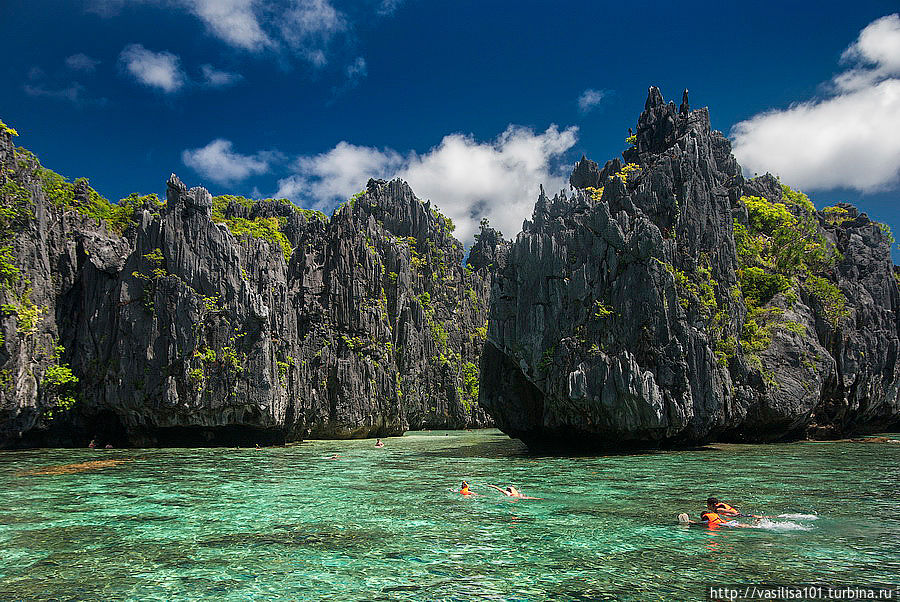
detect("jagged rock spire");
top-left (569, 156), bottom-right (602, 189)
top-left (645, 86), bottom-right (664, 110)
top-left (167, 173), bottom-right (186, 194)
top-left (679, 89), bottom-right (690, 115)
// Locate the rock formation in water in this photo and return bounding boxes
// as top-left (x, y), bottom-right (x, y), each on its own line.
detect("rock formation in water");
top-left (480, 87), bottom-right (900, 449)
top-left (0, 121), bottom-right (497, 447)
top-left (3, 85), bottom-right (899, 450)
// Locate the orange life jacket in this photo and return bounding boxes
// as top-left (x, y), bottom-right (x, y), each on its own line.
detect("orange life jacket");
top-left (701, 511), bottom-right (727, 526)
top-left (460, 486), bottom-right (472, 496)
top-left (716, 502), bottom-right (738, 514)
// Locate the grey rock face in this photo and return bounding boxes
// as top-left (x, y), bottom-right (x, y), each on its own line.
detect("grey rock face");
top-left (480, 86), bottom-right (900, 449)
top-left (0, 128), bottom-right (493, 447)
top-left (569, 156), bottom-right (602, 190)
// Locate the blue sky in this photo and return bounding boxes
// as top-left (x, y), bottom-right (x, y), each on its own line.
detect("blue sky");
top-left (1, 0), bottom-right (898, 247)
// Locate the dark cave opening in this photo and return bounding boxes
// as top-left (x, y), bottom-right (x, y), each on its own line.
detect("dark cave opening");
top-left (82, 409), bottom-right (130, 448)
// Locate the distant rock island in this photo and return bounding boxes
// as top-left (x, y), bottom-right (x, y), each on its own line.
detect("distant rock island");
top-left (0, 86), bottom-right (897, 449)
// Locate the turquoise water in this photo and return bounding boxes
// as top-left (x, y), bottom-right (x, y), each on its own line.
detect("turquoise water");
top-left (0, 430), bottom-right (898, 600)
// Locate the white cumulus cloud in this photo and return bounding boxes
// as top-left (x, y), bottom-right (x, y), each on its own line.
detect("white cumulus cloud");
top-left (182, 139), bottom-right (274, 185)
top-left (187, 0), bottom-right (271, 51)
top-left (86, 0), bottom-right (376, 70)
top-left (119, 44), bottom-right (185, 93)
top-left (578, 89), bottom-right (607, 113)
top-left (88, 0), bottom-right (270, 50)
top-left (731, 13), bottom-right (900, 193)
top-left (275, 125), bottom-right (578, 243)
top-left (275, 142), bottom-right (404, 206)
top-left (838, 13), bottom-right (900, 89)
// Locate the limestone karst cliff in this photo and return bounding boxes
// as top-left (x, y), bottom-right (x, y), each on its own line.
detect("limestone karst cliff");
top-left (479, 87), bottom-right (900, 449)
top-left (2, 85), bottom-right (898, 450)
top-left (0, 123), bottom-right (497, 447)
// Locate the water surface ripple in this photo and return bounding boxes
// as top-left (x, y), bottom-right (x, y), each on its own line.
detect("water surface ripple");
top-left (1, 430), bottom-right (898, 600)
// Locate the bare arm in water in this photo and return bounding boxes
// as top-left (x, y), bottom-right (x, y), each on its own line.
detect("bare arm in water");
top-left (487, 484), bottom-right (542, 499)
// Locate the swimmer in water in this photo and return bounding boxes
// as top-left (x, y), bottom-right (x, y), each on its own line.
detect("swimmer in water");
top-left (375, 438), bottom-right (384, 448)
top-left (677, 508), bottom-right (756, 528)
top-left (459, 481), bottom-right (477, 496)
top-left (486, 484), bottom-right (542, 499)
top-left (706, 496), bottom-right (761, 518)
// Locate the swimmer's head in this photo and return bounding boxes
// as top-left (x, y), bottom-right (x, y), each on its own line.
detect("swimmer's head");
top-left (706, 497), bottom-right (719, 508)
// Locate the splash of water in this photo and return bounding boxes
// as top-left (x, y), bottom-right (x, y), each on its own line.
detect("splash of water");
top-left (777, 513), bottom-right (820, 520)
top-left (753, 518), bottom-right (814, 531)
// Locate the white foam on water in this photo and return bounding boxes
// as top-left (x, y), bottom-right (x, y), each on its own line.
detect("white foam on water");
top-left (776, 513), bottom-right (819, 520)
top-left (752, 518), bottom-right (813, 531)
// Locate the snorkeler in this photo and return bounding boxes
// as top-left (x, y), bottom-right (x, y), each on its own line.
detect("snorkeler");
top-left (485, 484), bottom-right (542, 499)
top-left (459, 481), bottom-right (477, 496)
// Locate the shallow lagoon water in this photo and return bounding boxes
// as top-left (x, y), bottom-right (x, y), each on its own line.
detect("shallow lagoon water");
top-left (0, 429), bottom-right (898, 600)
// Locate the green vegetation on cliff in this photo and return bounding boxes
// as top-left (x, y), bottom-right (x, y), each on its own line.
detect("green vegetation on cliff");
top-left (6, 137), bottom-right (162, 236)
top-left (0, 146), bottom-right (49, 342)
top-left (131, 248), bottom-right (167, 313)
top-left (211, 195), bottom-right (294, 262)
top-left (41, 344), bottom-right (78, 419)
top-left (0, 179), bottom-right (31, 299)
top-left (40, 168), bottom-right (162, 235)
top-left (735, 189), bottom-right (831, 290)
top-left (458, 361), bottom-right (479, 412)
top-left (732, 183), bottom-right (849, 367)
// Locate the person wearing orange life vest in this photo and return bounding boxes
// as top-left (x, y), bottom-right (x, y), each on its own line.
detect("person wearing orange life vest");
top-left (696, 509), bottom-right (759, 528)
top-left (677, 512), bottom-right (746, 527)
top-left (707, 496), bottom-right (762, 518)
top-left (707, 497), bottom-right (741, 516)
top-left (699, 508), bottom-right (732, 528)
top-left (459, 481), bottom-right (477, 496)
top-left (676, 498), bottom-right (759, 527)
